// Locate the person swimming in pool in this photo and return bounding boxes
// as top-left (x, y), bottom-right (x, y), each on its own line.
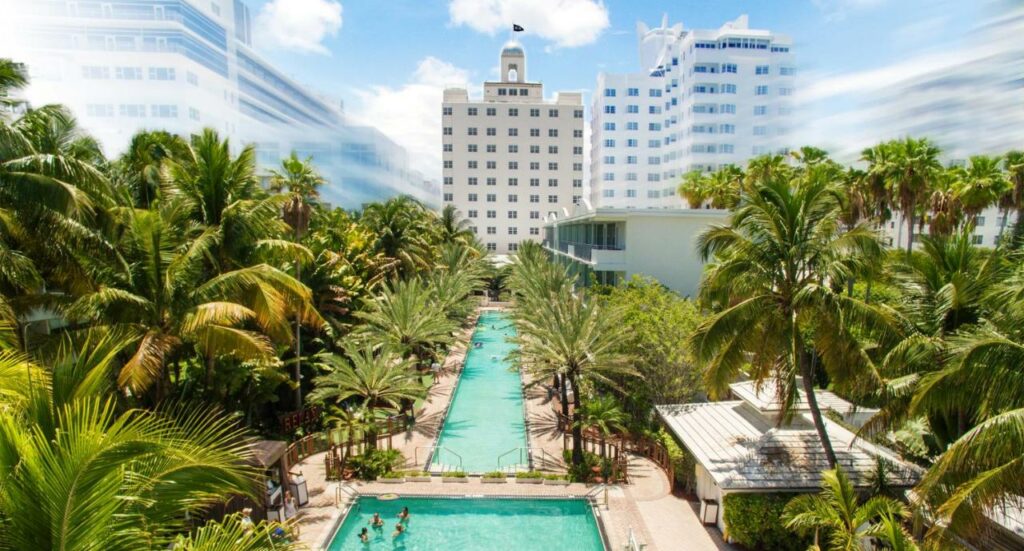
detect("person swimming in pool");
top-left (359, 527), bottom-right (370, 544)
top-left (392, 523), bottom-right (406, 539)
top-left (370, 512), bottom-right (385, 529)
top-left (473, 341), bottom-right (482, 349)
top-left (397, 506), bottom-right (410, 523)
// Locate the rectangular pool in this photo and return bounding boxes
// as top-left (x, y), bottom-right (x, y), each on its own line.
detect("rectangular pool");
top-left (431, 311), bottom-right (527, 473)
top-left (327, 496), bottom-right (605, 550)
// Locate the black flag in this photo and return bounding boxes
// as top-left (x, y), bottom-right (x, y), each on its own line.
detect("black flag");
top-left (512, 24), bottom-right (524, 32)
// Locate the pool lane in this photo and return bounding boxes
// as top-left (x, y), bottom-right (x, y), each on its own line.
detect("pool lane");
top-left (430, 311), bottom-right (527, 473)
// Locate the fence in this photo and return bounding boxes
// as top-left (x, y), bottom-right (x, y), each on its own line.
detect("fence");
top-left (559, 430), bottom-right (675, 485)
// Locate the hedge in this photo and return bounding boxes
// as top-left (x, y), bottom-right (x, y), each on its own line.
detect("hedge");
top-left (722, 493), bottom-right (811, 551)
top-left (658, 429), bottom-right (697, 494)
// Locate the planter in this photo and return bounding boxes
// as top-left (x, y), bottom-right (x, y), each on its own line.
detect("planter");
top-left (481, 477), bottom-right (508, 484)
top-left (516, 478), bottom-right (543, 484)
top-left (442, 477), bottom-right (469, 483)
top-left (376, 477), bottom-right (405, 484)
top-left (543, 479), bottom-right (570, 486)
top-left (406, 476), bottom-right (432, 483)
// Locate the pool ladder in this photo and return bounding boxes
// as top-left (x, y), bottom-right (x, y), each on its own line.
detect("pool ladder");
top-left (496, 447), bottom-right (532, 472)
top-left (335, 483), bottom-right (360, 508)
top-left (415, 445), bottom-right (464, 472)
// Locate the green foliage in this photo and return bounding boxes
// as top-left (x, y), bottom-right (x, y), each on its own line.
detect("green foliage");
top-left (659, 430), bottom-right (697, 494)
top-left (441, 471), bottom-right (467, 478)
top-left (723, 493), bottom-right (809, 551)
top-left (483, 471), bottom-right (507, 479)
top-left (515, 470), bottom-right (544, 479)
top-left (543, 473), bottom-right (568, 480)
top-left (346, 448), bottom-right (404, 480)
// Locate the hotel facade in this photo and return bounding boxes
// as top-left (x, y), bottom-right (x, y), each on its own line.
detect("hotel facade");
top-left (442, 43), bottom-right (584, 254)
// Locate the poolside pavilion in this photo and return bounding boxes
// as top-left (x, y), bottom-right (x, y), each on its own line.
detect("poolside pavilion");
top-left (656, 380), bottom-right (920, 536)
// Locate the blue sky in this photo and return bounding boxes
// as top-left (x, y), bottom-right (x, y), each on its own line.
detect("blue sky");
top-left (245, 0), bottom-right (995, 175)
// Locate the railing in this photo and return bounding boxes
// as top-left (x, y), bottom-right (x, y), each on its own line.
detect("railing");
top-left (335, 483), bottom-right (359, 508)
top-left (416, 445), bottom-right (464, 472)
top-left (627, 527), bottom-right (648, 551)
top-left (622, 436), bottom-right (675, 485)
top-left (497, 447), bottom-right (531, 471)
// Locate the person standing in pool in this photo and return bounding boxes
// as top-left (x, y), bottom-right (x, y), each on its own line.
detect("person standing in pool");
top-left (370, 512), bottom-right (385, 530)
top-left (358, 527), bottom-right (370, 544)
top-left (397, 506), bottom-right (410, 523)
top-left (392, 522), bottom-right (406, 539)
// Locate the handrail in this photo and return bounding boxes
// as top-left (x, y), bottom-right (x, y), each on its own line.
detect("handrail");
top-left (415, 445), bottom-right (463, 471)
top-left (627, 526), bottom-right (647, 551)
top-left (335, 483), bottom-right (359, 508)
top-left (496, 446), bottom-right (530, 470)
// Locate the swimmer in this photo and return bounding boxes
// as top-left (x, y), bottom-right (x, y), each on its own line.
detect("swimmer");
top-left (392, 523), bottom-right (406, 538)
top-left (359, 527), bottom-right (369, 543)
top-left (370, 512), bottom-right (385, 529)
top-left (398, 506), bottom-right (410, 522)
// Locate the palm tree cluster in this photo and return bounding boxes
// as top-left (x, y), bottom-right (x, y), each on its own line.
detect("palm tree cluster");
top-left (507, 242), bottom-right (637, 467)
top-left (688, 145), bottom-right (1024, 548)
top-left (0, 59), bottom-right (491, 547)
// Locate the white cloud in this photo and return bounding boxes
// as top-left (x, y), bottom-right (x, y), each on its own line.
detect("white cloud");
top-left (448, 0), bottom-right (610, 48)
top-left (255, 0), bottom-right (343, 55)
top-left (811, 0), bottom-right (887, 21)
top-left (351, 57), bottom-right (474, 178)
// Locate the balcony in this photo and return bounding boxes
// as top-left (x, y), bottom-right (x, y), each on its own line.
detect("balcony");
top-left (553, 242), bottom-right (623, 264)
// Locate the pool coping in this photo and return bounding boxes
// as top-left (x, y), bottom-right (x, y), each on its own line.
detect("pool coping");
top-left (315, 492), bottom-right (612, 551)
top-left (425, 309), bottom-right (531, 475)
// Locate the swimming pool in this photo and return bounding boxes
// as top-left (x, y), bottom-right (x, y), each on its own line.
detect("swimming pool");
top-left (430, 311), bottom-right (527, 473)
top-left (327, 496), bottom-right (605, 551)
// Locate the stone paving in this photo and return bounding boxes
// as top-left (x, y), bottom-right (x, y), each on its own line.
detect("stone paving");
top-left (287, 306), bottom-right (736, 550)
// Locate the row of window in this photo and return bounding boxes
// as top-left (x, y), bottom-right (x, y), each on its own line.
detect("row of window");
top-left (604, 88), bottom-right (663, 98)
top-left (602, 155), bottom-right (666, 165)
top-left (85, 103), bottom-right (180, 118)
top-left (444, 193), bottom-right (569, 204)
top-left (443, 144), bottom-right (584, 155)
top-left (602, 189), bottom-right (669, 199)
top-left (466, 209), bottom-right (543, 219)
top-left (442, 160), bottom-right (583, 171)
top-left (443, 127), bottom-right (584, 138)
top-left (81, 65), bottom-right (189, 82)
top-left (443, 177), bottom-right (584, 187)
top-left (442, 106), bottom-right (584, 118)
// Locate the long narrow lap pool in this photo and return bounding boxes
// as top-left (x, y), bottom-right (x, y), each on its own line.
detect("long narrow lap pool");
top-left (430, 311), bottom-right (526, 473)
top-left (327, 496), bottom-right (605, 551)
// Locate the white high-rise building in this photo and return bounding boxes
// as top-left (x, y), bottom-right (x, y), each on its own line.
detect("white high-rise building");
top-left (590, 15), bottom-right (795, 209)
top-left (442, 42), bottom-right (584, 254)
top-left (4, 0), bottom-right (439, 208)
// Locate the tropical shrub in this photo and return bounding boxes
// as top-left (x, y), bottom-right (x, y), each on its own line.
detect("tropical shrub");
top-left (660, 430), bottom-right (697, 494)
top-left (515, 470), bottom-right (544, 479)
top-left (483, 471), bottom-right (507, 479)
top-left (723, 493), bottom-right (810, 551)
top-left (441, 471), bottom-right (467, 478)
top-left (346, 448), bottom-right (403, 480)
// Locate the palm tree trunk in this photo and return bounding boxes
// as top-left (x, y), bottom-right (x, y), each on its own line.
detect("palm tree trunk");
top-left (559, 374), bottom-right (570, 428)
top-left (799, 347), bottom-right (838, 468)
top-left (294, 254), bottom-right (303, 410)
top-left (906, 210), bottom-right (915, 256)
top-left (570, 375), bottom-right (584, 466)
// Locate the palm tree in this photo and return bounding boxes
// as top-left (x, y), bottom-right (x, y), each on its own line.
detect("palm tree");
top-left (0, 333), bottom-right (258, 551)
top-left (0, 58), bottom-right (28, 110)
top-left (268, 152), bottom-right (324, 410)
top-left (689, 172), bottom-right (889, 468)
top-left (438, 204), bottom-right (475, 245)
top-left (882, 138), bottom-right (943, 255)
top-left (308, 345), bottom-right (424, 447)
top-left (955, 155), bottom-right (1009, 226)
top-left (112, 130), bottom-right (188, 208)
top-left (1001, 150), bottom-right (1024, 242)
top-left (926, 166), bottom-right (964, 237)
top-left (170, 513), bottom-right (301, 550)
top-left (355, 278), bottom-right (456, 369)
top-left (360, 196), bottom-right (437, 276)
top-left (705, 165), bottom-right (744, 209)
top-left (678, 170), bottom-right (709, 208)
top-left (514, 283), bottom-right (635, 466)
top-left (574, 395), bottom-right (627, 458)
top-left (783, 466), bottom-right (909, 551)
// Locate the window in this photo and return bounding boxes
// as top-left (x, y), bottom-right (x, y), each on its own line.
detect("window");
top-left (487, 227), bottom-right (496, 235)
top-left (573, 179), bottom-right (583, 188)
top-left (508, 128), bottom-right (518, 136)
top-left (443, 144), bottom-right (453, 152)
top-left (486, 161), bottom-right (496, 169)
top-left (755, 65), bottom-right (769, 75)
top-left (443, 127), bottom-right (452, 135)
top-left (443, 193), bottom-right (453, 201)
top-left (573, 195), bottom-right (582, 205)
top-left (486, 127), bottom-right (496, 136)
top-left (548, 195), bottom-right (558, 203)
top-left (780, 67), bottom-right (795, 76)
top-left (530, 194), bottom-right (540, 203)
top-left (574, 109), bottom-right (583, 118)
top-left (626, 122), bottom-right (639, 130)
top-left (468, 127), bottom-right (478, 136)
top-left (82, 66), bottom-right (109, 79)
top-left (443, 160), bottom-right (453, 169)
top-left (486, 107), bottom-right (496, 116)
top-left (754, 105), bottom-right (767, 116)
top-left (530, 178), bottom-right (540, 187)
top-left (530, 108), bottom-right (540, 117)
top-left (509, 177), bottom-right (518, 186)
top-left (649, 89), bottom-right (662, 97)
top-left (626, 189), bottom-right (637, 198)
top-left (573, 130), bottom-right (583, 137)
top-left (547, 178), bottom-right (558, 187)
top-left (508, 194), bottom-right (518, 202)
top-left (548, 129), bottom-right (558, 137)
top-left (443, 106), bottom-right (453, 116)
top-left (509, 243), bottom-right (519, 252)
top-left (721, 144), bottom-right (735, 153)
top-left (468, 107), bottom-right (478, 116)
top-left (486, 194), bottom-right (497, 202)
top-left (468, 210), bottom-right (478, 218)
top-left (722, 63), bottom-right (737, 73)
top-left (549, 109), bottom-right (558, 117)
top-left (604, 88), bottom-right (617, 97)
top-left (508, 210), bottom-right (518, 218)
top-left (603, 156), bottom-right (615, 164)
top-left (508, 145), bottom-right (518, 153)
top-left (148, 67), bottom-right (175, 80)
top-left (468, 193), bottom-right (478, 202)
top-left (548, 146), bottom-right (559, 154)
top-left (115, 66), bottom-right (142, 80)
top-left (721, 104), bottom-right (736, 114)
top-left (509, 108), bottom-right (518, 116)
top-left (721, 84), bottom-right (736, 94)
top-left (150, 104), bottom-right (177, 118)
top-left (529, 227), bottom-right (540, 235)
top-left (189, 107), bottom-right (200, 121)
top-left (186, 72), bottom-right (198, 85)
top-left (604, 122), bottom-right (616, 131)
top-left (627, 88), bottom-right (639, 96)
top-left (443, 176), bottom-right (453, 185)
top-left (648, 123), bottom-right (661, 131)
top-left (530, 211), bottom-right (540, 219)
top-left (779, 88), bottom-right (793, 96)
top-left (626, 139), bottom-right (638, 148)
top-left (719, 124), bottom-right (735, 134)
top-left (487, 144), bottom-right (497, 153)
top-left (626, 156), bottom-right (637, 164)
top-left (486, 177), bottom-right (497, 186)
top-left (548, 162), bottom-right (558, 170)
top-left (977, 216), bottom-right (986, 226)
top-left (602, 173), bottom-right (614, 181)
top-left (530, 145), bottom-right (540, 154)
top-left (602, 189), bottom-right (615, 198)
top-left (486, 243), bottom-right (497, 251)
top-left (530, 162), bottom-right (540, 170)
top-left (971, 235), bottom-right (983, 245)
top-left (86, 104), bottom-right (113, 117)
top-left (530, 128), bottom-right (540, 137)
top-left (753, 126), bottom-right (768, 136)
top-left (648, 106), bottom-right (661, 114)
top-left (647, 190), bottom-right (660, 198)
top-left (468, 161), bottom-right (478, 169)
top-left (604, 105), bottom-right (616, 114)
top-left (573, 163), bottom-right (583, 171)
top-left (755, 85), bottom-right (769, 96)
top-left (573, 146), bottom-right (583, 154)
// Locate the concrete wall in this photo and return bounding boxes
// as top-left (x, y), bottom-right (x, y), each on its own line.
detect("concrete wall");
top-left (621, 211), bottom-right (728, 298)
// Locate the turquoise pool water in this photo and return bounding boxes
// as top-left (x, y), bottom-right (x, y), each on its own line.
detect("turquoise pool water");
top-left (327, 497), bottom-right (605, 551)
top-left (431, 311), bottom-right (526, 472)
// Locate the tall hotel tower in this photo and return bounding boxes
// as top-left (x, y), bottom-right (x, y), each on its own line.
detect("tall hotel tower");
top-left (590, 15), bottom-right (795, 209)
top-left (442, 43), bottom-right (584, 254)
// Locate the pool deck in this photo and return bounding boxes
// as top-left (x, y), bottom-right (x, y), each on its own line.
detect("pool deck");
top-left (288, 305), bottom-right (735, 550)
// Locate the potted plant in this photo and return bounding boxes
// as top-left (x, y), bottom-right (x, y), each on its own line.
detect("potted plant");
top-left (377, 471), bottom-right (405, 483)
top-left (482, 471), bottom-right (508, 483)
top-left (543, 473), bottom-right (570, 486)
top-left (515, 471), bottom-right (544, 484)
top-left (442, 471), bottom-right (468, 483)
top-left (406, 471), bottom-right (432, 482)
